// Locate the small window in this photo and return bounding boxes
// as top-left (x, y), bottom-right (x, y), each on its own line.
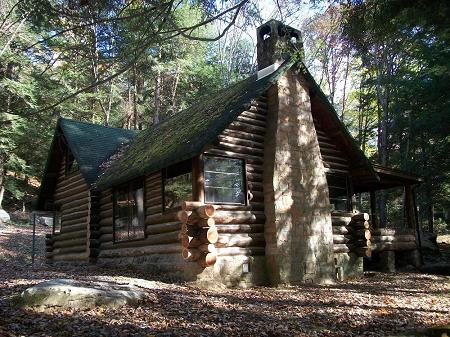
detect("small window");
top-left (65, 149), bottom-right (79, 175)
top-left (114, 180), bottom-right (145, 242)
top-left (327, 174), bottom-right (351, 211)
top-left (164, 160), bottom-right (192, 210)
top-left (204, 156), bottom-right (246, 204)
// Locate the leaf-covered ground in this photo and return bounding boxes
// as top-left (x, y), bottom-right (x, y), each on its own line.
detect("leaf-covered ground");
top-left (0, 223), bottom-right (449, 337)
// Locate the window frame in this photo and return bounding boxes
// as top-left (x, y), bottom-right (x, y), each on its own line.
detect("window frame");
top-left (202, 154), bottom-right (248, 206)
top-left (112, 178), bottom-right (146, 244)
top-left (162, 159), bottom-right (193, 213)
top-left (327, 173), bottom-right (352, 212)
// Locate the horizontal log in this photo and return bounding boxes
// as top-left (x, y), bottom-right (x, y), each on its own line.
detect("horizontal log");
top-left (331, 216), bottom-right (353, 226)
top-left (100, 196), bottom-right (113, 206)
top-left (215, 246), bottom-right (265, 256)
top-left (333, 243), bottom-right (354, 253)
top-left (195, 205), bottom-right (216, 219)
top-left (55, 176), bottom-right (86, 195)
top-left (62, 216), bottom-right (89, 228)
top-left (146, 205), bottom-right (163, 215)
top-left (145, 221), bottom-right (181, 235)
top-left (145, 180), bottom-right (161, 190)
top-left (371, 228), bottom-right (397, 236)
top-left (61, 200), bottom-right (89, 213)
top-left (236, 114), bottom-right (266, 127)
top-left (146, 194), bottom-right (162, 205)
top-left (57, 190), bottom-right (90, 206)
top-left (371, 234), bottom-right (416, 243)
top-left (99, 226), bottom-right (113, 234)
top-left (53, 237), bottom-right (87, 248)
top-left (55, 230), bottom-right (87, 242)
top-left (205, 148), bottom-right (263, 165)
top-left (198, 252), bottom-right (217, 267)
top-left (228, 121), bottom-right (266, 136)
top-left (372, 241), bottom-right (417, 251)
top-left (214, 210), bottom-right (265, 224)
top-left (52, 251), bottom-right (90, 262)
top-left (53, 245), bottom-right (87, 255)
top-left (145, 171), bottom-right (162, 181)
top-left (99, 243), bottom-right (181, 258)
top-left (145, 211), bottom-right (183, 226)
top-left (104, 230), bottom-right (180, 250)
top-left (216, 223), bottom-right (265, 234)
top-left (198, 243), bottom-right (216, 253)
top-left (99, 233), bottom-right (113, 243)
top-left (215, 141), bottom-right (264, 158)
top-left (100, 208), bottom-right (113, 218)
top-left (61, 223), bottom-right (87, 234)
top-left (198, 226), bottom-right (219, 244)
top-left (217, 134), bottom-right (264, 151)
top-left (55, 184), bottom-right (88, 201)
top-left (240, 110), bottom-right (267, 122)
top-left (181, 201), bottom-right (203, 211)
top-left (351, 213), bottom-right (370, 221)
top-left (100, 216), bottom-right (113, 226)
top-left (187, 214), bottom-right (215, 227)
top-left (62, 209), bottom-right (89, 222)
top-left (332, 226), bottom-right (350, 235)
top-left (333, 234), bottom-right (353, 244)
top-left (215, 233), bottom-right (265, 248)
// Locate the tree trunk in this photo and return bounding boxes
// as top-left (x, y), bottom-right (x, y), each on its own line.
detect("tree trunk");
top-left (154, 67), bottom-right (161, 125)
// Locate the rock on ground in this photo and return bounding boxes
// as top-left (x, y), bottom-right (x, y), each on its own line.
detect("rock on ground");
top-left (0, 209), bottom-right (10, 224)
top-left (15, 278), bottom-right (146, 310)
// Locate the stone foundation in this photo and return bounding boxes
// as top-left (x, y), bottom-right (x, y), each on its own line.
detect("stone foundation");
top-left (97, 254), bottom-right (268, 288)
top-left (334, 253), bottom-right (364, 281)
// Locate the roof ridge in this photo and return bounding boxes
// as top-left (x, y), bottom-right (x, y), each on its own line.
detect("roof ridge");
top-left (59, 117), bottom-right (139, 133)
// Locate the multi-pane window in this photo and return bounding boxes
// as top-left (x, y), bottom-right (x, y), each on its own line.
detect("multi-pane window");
top-left (114, 180), bottom-right (145, 242)
top-left (164, 160), bottom-right (192, 210)
top-left (327, 174), bottom-right (351, 211)
top-left (204, 156), bottom-right (246, 204)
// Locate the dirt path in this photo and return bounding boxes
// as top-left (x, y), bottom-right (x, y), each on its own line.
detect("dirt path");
top-left (0, 223), bottom-right (449, 337)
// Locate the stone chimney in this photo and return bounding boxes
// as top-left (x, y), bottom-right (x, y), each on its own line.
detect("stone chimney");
top-left (256, 20), bottom-right (304, 70)
top-left (260, 21), bottom-right (335, 285)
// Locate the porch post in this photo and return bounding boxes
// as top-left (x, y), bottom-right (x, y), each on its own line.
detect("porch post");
top-left (369, 190), bottom-right (378, 229)
top-left (405, 185), bottom-right (415, 230)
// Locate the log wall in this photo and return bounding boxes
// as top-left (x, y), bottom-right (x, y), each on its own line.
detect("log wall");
top-left (96, 98), bottom-right (269, 285)
top-left (47, 155), bottom-right (91, 262)
top-left (204, 96), bottom-right (268, 259)
top-left (98, 171), bottom-right (183, 260)
top-left (312, 118), bottom-right (350, 175)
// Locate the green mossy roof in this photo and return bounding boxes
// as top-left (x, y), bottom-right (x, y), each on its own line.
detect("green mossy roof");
top-left (59, 118), bottom-right (137, 186)
top-left (95, 58), bottom-right (296, 189)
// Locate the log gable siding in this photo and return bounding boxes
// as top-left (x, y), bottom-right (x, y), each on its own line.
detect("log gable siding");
top-left (312, 117), bottom-right (350, 175)
top-left (49, 154), bottom-right (91, 262)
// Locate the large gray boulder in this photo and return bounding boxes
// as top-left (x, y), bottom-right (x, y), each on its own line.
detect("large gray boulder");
top-left (15, 279), bottom-right (146, 309)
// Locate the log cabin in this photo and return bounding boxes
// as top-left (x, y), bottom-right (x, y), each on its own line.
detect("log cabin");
top-left (37, 20), bottom-right (423, 286)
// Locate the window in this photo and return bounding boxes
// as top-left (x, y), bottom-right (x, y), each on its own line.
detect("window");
top-left (114, 180), bottom-right (145, 242)
top-left (65, 149), bottom-right (79, 175)
top-left (164, 160), bottom-right (192, 210)
top-left (327, 174), bottom-right (351, 211)
top-left (204, 156), bottom-right (246, 204)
